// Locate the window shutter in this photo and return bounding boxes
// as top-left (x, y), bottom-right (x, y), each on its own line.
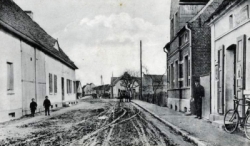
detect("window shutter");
top-left (217, 45), bottom-right (225, 114)
top-left (54, 75), bottom-right (57, 93)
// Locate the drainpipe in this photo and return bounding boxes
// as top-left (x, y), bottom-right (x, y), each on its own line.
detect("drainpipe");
top-left (185, 23), bottom-right (193, 114)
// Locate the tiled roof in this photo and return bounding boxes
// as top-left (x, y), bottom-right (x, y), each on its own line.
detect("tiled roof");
top-left (111, 77), bottom-right (121, 86)
top-left (206, 0), bottom-right (241, 23)
top-left (144, 75), bottom-right (164, 82)
top-left (93, 84), bottom-right (110, 91)
top-left (0, 0), bottom-right (78, 69)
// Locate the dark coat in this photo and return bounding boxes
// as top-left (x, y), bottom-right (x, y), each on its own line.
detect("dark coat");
top-left (193, 85), bottom-right (205, 100)
top-left (43, 99), bottom-right (51, 108)
top-left (30, 101), bottom-right (37, 110)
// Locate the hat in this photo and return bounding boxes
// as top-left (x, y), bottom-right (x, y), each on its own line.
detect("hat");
top-left (194, 79), bottom-right (200, 82)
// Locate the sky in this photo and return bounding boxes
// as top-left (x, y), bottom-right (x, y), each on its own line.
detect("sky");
top-left (14, 0), bottom-right (171, 86)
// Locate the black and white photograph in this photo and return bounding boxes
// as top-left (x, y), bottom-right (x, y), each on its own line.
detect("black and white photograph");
top-left (0, 0), bottom-right (250, 145)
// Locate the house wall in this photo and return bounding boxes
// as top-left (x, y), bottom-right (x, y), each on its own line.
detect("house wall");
top-left (0, 28), bottom-right (22, 122)
top-left (45, 55), bottom-right (76, 108)
top-left (84, 84), bottom-right (95, 95)
top-left (210, 0), bottom-right (250, 120)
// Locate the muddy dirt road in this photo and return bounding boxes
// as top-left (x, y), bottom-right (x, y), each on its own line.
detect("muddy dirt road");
top-left (0, 99), bottom-right (195, 146)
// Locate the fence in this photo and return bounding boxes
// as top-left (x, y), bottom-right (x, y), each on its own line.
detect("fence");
top-left (141, 92), bottom-right (168, 107)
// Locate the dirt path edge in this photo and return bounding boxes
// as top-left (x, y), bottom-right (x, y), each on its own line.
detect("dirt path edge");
top-left (131, 101), bottom-right (208, 146)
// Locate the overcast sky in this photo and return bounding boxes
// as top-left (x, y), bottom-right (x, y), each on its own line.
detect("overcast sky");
top-left (14, 0), bottom-right (170, 86)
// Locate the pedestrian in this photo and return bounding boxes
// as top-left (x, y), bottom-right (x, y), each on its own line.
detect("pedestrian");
top-left (192, 79), bottom-right (204, 119)
top-left (30, 98), bottom-right (37, 117)
top-left (43, 96), bottom-right (51, 116)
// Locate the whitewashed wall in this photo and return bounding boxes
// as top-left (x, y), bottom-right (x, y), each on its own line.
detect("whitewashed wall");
top-left (45, 55), bottom-right (76, 107)
top-left (0, 29), bottom-right (22, 122)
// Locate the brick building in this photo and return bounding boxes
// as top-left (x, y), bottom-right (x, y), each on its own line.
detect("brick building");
top-left (163, 0), bottom-right (222, 113)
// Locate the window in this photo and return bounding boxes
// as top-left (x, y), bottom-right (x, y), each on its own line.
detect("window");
top-left (229, 14), bottom-right (234, 29)
top-left (171, 18), bottom-right (174, 37)
top-left (175, 61), bottom-right (178, 88)
top-left (54, 75), bottom-right (57, 93)
top-left (73, 81), bottom-right (76, 93)
top-left (67, 79), bottom-right (69, 93)
top-left (184, 33), bottom-right (188, 42)
top-left (171, 64), bottom-right (174, 88)
top-left (174, 12), bottom-right (178, 35)
top-left (49, 73), bottom-right (53, 93)
top-left (179, 64), bottom-right (183, 78)
top-left (7, 62), bottom-right (14, 91)
top-left (185, 56), bottom-right (190, 86)
top-left (67, 79), bottom-right (72, 94)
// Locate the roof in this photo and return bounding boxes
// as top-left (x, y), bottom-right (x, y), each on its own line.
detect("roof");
top-left (92, 84), bottom-right (111, 91)
top-left (111, 77), bottom-right (122, 86)
top-left (180, 0), bottom-right (209, 5)
top-left (82, 85), bottom-right (87, 90)
top-left (206, 0), bottom-right (241, 23)
top-left (190, 0), bottom-right (224, 23)
top-left (144, 74), bottom-right (165, 82)
top-left (0, 0), bottom-right (78, 69)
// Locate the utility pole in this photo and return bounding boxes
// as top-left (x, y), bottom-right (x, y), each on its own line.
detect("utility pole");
top-left (140, 40), bottom-right (142, 100)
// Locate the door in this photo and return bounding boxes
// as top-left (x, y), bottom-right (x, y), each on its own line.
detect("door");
top-left (21, 42), bottom-right (35, 115)
top-left (236, 35), bottom-right (246, 117)
top-left (62, 77), bottom-right (65, 101)
top-left (217, 45), bottom-right (224, 114)
top-left (35, 49), bottom-right (46, 112)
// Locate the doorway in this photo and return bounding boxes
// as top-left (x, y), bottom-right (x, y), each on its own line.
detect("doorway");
top-left (225, 44), bottom-right (236, 111)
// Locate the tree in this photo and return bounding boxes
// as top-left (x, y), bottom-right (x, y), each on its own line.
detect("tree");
top-left (120, 71), bottom-right (140, 93)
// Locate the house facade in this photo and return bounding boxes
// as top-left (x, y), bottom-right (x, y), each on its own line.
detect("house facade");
top-left (0, 0), bottom-right (78, 122)
top-left (164, 0), bottom-right (221, 113)
top-left (83, 83), bottom-right (95, 95)
top-left (207, 0), bottom-right (250, 121)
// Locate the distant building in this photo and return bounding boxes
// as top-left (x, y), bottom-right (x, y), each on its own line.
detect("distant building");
top-left (83, 83), bottom-right (95, 95)
top-left (163, 0), bottom-right (222, 113)
top-left (92, 84), bottom-right (111, 98)
top-left (0, 0), bottom-right (78, 122)
top-left (142, 74), bottom-right (167, 95)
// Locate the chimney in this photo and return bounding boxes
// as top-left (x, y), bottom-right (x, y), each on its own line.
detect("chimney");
top-left (24, 11), bottom-right (33, 19)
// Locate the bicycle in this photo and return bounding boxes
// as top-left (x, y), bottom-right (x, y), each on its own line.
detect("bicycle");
top-left (224, 97), bottom-right (250, 139)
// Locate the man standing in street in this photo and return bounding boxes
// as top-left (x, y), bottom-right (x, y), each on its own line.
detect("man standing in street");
top-left (43, 96), bottom-right (51, 116)
top-left (192, 79), bottom-right (205, 119)
top-left (30, 98), bottom-right (37, 117)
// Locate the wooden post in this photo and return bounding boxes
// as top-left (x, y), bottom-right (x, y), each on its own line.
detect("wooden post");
top-left (140, 40), bottom-right (142, 100)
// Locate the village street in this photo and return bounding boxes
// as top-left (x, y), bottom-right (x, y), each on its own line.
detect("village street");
top-left (0, 97), bottom-right (194, 146)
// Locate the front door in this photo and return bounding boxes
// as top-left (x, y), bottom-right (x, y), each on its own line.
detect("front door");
top-left (236, 35), bottom-right (246, 117)
top-left (21, 42), bottom-right (35, 115)
top-left (62, 77), bottom-right (64, 101)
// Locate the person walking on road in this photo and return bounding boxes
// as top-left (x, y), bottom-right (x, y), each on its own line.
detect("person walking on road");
top-left (30, 98), bottom-right (37, 117)
top-left (43, 96), bottom-right (51, 116)
top-left (192, 79), bottom-right (204, 119)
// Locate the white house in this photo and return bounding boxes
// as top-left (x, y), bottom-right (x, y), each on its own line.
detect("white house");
top-left (0, 0), bottom-right (78, 122)
top-left (207, 0), bottom-right (250, 122)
